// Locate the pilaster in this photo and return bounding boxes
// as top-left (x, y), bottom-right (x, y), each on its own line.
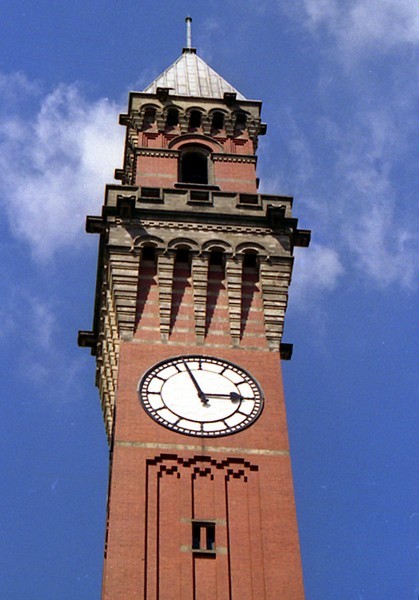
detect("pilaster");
top-left (157, 251), bottom-right (175, 342)
top-left (259, 258), bottom-right (293, 351)
top-left (225, 255), bottom-right (244, 347)
top-left (191, 253), bottom-right (209, 345)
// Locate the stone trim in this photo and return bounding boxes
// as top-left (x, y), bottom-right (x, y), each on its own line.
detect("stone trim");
top-left (140, 219), bottom-right (277, 236)
top-left (136, 149), bottom-right (179, 158)
top-left (212, 153), bottom-right (256, 164)
top-left (116, 440), bottom-right (289, 456)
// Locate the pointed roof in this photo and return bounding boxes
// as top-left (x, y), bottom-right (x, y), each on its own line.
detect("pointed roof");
top-left (143, 49), bottom-right (247, 100)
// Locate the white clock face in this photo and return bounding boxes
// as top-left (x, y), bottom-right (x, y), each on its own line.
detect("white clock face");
top-left (138, 355), bottom-right (264, 437)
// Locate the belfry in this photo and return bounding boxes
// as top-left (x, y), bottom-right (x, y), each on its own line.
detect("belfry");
top-left (79, 18), bottom-right (310, 599)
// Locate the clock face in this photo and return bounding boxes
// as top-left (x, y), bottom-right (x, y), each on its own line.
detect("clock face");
top-left (138, 355), bottom-right (264, 437)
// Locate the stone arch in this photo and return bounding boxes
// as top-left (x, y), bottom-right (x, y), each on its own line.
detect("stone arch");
top-left (202, 239), bottom-right (233, 254)
top-left (163, 105), bottom-right (182, 129)
top-left (140, 103), bottom-right (159, 130)
top-left (235, 241), bottom-right (267, 256)
top-left (185, 105), bottom-right (207, 121)
top-left (208, 108), bottom-right (228, 131)
top-left (168, 134), bottom-right (222, 153)
top-left (167, 237), bottom-right (199, 251)
top-left (131, 234), bottom-right (164, 252)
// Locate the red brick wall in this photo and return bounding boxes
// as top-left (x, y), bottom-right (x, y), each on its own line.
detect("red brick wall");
top-left (102, 343), bottom-right (305, 599)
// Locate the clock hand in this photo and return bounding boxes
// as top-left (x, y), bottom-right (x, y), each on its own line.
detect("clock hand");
top-left (183, 361), bottom-right (208, 404)
top-left (205, 392), bottom-right (248, 402)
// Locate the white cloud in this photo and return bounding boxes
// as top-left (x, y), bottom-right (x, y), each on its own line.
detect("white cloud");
top-left (0, 284), bottom-right (56, 349)
top-left (0, 78), bottom-right (124, 261)
top-left (297, 0), bottom-right (419, 60)
top-left (0, 71), bottom-right (40, 107)
top-left (264, 98), bottom-right (418, 291)
top-left (290, 244), bottom-right (344, 305)
top-left (331, 106), bottom-right (418, 289)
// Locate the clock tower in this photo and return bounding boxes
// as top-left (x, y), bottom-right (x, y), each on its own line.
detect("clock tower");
top-left (79, 19), bottom-right (310, 600)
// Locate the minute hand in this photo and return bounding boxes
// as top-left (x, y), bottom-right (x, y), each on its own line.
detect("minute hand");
top-left (183, 362), bottom-right (208, 404)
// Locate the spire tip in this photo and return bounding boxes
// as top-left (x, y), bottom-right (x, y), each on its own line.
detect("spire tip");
top-left (185, 16), bottom-right (192, 49)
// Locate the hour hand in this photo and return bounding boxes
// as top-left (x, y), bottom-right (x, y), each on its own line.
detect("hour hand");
top-left (205, 392), bottom-right (243, 402)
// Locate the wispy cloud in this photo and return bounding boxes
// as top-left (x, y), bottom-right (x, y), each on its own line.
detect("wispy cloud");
top-left (269, 102), bottom-right (418, 291)
top-left (290, 244), bottom-right (344, 305)
top-left (331, 106), bottom-right (418, 288)
top-left (0, 76), bottom-right (124, 261)
top-left (290, 0), bottom-right (419, 61)
top-left (0, 281), bottom-right (87, 394)
top-left (253, 0), bottom-right (419, 292)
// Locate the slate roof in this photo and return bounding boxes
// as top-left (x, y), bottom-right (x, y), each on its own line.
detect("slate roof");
top-left (143, 49), bottom-right (246, 100)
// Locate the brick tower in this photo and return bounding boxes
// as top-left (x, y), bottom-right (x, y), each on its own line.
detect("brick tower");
top-left (79, 18), bottom-right (310, 600)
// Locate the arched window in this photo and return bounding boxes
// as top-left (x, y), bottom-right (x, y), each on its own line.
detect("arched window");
top-left (141, 245), bottom-right (157, 263)
top-left (235, 112), bottom-right (247, 133)
top-left (209, 249), bottom-right (224, 267)
top-left (166, 108), bottom-right (179, 127)
top-left (189, 110), bottom-right (202, 129)
top-left (175, 247), bottom-right (190, 264)
top-left (211, 112), bottom-right (224, 130)
top-left (243, 251), bottom-right (258, 269)
top-left (180, 151), bottom-right (208, 185)
top-left (142, 107), bottom-right (156, 130)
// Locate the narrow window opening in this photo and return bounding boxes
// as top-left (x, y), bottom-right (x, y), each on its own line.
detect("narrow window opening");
top-left (141, 246), bottom-right (156, 262)
top-left (189, 110), bottom-right (202, 129)
top-left (211, 112), bottom-right (224, 130)
top-left (209, 250), bottom-right (224, 267)
top-left (192, 522), bottom-right (215, 552)
top-left (235, 113), bottom-right (247, 132)
top-left (166, 108), bottom-right (179, 127)
top-left (206, 525), bottom-right (215, 550)
top-left (192, 523), bottom-right (201, 550)
top-left (243, 252), bottom-right (258, 269)
top-left (175, 248), bottom-right (190, 264)
top-left (142, 108), bottom-right (156, 129)
top-left (181, 152), bottom-right (208, 184)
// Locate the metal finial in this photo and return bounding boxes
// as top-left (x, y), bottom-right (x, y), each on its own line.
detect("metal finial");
top-left (185, 16), bottom-right (192, 49)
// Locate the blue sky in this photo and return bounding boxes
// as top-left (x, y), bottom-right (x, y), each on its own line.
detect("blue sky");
top-left (0, 1), bottom-right (417, 598)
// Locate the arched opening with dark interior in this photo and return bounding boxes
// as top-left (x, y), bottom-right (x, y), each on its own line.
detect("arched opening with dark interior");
top-left (243, 251), bottom-right (258, 269)
top-left (180, 151), bottom-right (208, 185)
top-left (166, 108), bottom-right (179, 128)
top-left (211, 111), bottom-right (224, 131)
top-left (235, 112), bottom-right (247, 133)
top-left (175, 247), bottom-right (190, 265)
top-left (206, 249), bottom-right (225, 335)
top-left (170, 247), bottom-right (192, 334)
top-left (142, 107), bottom-right (156, 130)
top-left (136, 245), bottom-right (158, 327)
top-left (209, 250), bottom-right (224, 267)
top-left (141, 245), bottom-right (157, 263)
top-left (241, 251), bottom-right (259, 339)
top-left (189, 110), bottom-right (202, 129)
